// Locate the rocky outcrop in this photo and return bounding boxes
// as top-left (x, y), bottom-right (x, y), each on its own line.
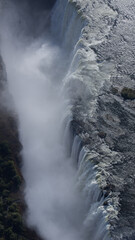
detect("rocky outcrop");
top-left (67, 0), bottom-right (135, 239)
top-left (0, 0), bottom-right (135, 239)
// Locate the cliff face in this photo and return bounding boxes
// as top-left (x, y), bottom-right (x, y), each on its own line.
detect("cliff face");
top-left (65, 0), bottom-right (135, 239)
top-left (0, 0), bottom-right (135, 239)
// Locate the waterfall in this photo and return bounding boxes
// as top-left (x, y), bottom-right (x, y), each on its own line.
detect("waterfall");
top-left (0, 0), bottom-right (112, 239)
top-left (51, 0), bottom-right (85, 52)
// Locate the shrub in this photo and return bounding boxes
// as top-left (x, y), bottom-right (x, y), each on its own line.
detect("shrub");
top-left (0, 224), bottom-right (4, 237)
top-left (2, 190), bottom-right (10, 198)
top-left (8, 203), bottom-right (18, 213)
top-left (10, 213), bottom-right (22, 233)
top-left (121, 87), bottom-right (135, 100)
top-left (0, 142), bottom-right (11, 158)
top-left (0, 179), bottom-right (6, 191)
top-left (2, 161), bottom-right (16, 180)
top-left (0, 213), bottom-right (3, 221)
top-left (4, 197), bottom-right (13, 207)
top-left (12, 175), bottom-right (21, 191)
top-left (4, 227), bottom-right (17, 240)
top-left (0, 200), bottom-right (3, 213)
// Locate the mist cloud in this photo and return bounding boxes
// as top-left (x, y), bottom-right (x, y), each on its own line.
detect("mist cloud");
top-left (0, 1), bottom-right (87, 240)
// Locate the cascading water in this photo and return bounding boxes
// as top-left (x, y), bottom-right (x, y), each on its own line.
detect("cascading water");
top-left (0, 0), bottom-right (111, 239)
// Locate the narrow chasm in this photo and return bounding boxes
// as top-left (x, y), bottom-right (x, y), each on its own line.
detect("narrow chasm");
top-left (0, 0), bottom-right (111, 240)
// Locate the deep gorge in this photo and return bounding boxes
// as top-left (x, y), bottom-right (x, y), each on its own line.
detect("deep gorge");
top-left (0, 0), bottom-right (135, 240)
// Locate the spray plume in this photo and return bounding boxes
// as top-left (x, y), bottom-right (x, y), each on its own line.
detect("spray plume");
top-left (0, 1), bottom-right (87, 240)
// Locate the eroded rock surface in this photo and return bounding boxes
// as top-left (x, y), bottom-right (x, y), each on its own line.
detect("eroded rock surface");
top-left (69, 0), bottom-right (135, 239)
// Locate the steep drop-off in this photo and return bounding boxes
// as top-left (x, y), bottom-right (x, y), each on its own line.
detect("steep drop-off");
top-left (0, 57), bottom-right (43, 240)
top-left (53, 0), bottom-right (135, 239)
top-left (0, 0), bottom-right (135, 240)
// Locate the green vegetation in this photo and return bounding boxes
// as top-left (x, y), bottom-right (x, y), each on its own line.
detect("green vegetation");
top-left (0, 142), bottom-right (11, 158)
top-left (0, 140), bottom-right (23, 239)
top-left (0, 112), bottom-right (40, 240)
top-left (121, 87), bottom-right (135, 100)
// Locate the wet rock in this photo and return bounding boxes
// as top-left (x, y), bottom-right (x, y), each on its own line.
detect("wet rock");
top-left (71, 0), bottom-right (135, 238)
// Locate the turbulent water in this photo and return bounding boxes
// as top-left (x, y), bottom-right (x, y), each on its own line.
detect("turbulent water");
top-left (1, 0), bottom-right (135, 239)
top-left (0, 0), bottom-right (110, 239)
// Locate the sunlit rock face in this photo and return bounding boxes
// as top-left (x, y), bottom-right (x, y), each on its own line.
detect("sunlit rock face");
top-left (47, 0), bottom-right (133, 236)
top-left (51, 0), bottom-right (135, 239)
